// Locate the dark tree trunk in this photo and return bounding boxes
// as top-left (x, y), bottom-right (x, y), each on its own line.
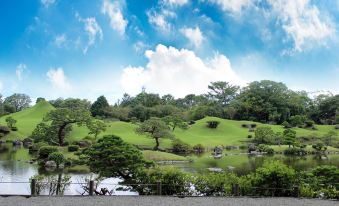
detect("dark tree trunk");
top-left (58, 123), bottom-right (68, 146)
top-left (153, 137), bottom-right (160, 151)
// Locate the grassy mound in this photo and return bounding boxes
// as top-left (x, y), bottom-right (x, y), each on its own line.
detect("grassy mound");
top-left (142, 150), bottom-right (187, 161)
top-left (0, 100), bottom-right (54, 140)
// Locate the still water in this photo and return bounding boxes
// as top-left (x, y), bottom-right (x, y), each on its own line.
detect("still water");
top-left (1, 143), bottom-right (338, 195)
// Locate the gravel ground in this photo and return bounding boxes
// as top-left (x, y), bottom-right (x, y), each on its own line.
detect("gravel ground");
top-left (0, 196), bottom-right (337, 206)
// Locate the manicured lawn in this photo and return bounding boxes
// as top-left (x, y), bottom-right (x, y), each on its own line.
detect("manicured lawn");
top-left (0, 103), bottom-right (337, 150)
top-left (142, 150), bottom-right (187, 161)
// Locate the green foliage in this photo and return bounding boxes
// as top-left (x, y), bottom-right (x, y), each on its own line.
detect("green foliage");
top-left (68, 145), bottom-right (80, 152)
top-left (44, 108), bottom-right (92, 145)
top-left (282, 121), bottom-right (291, 128)
top-left (194, 172), bottom-right (239, 196)
top-left (4, 93), bottom-right (31, 112)
top-left (82, 135), bottom-right (151, 179)
top-left (289, 115), bottom-right (307, 127)
top-left (312, 142), bottom-right (327, 153)
top-left (171, 139), bottom-right (191, 154)
top-left (207, 81), bottom-right (239, 106)
top-left (136, 117), bottom-right (173, 150)
top-left (5, 116), bottom-right (17, 129)
top-left (48, 152), bottom-right (65, 167)
top-left (0, 125), bottom-right (10, 135)
top-left (254, 126), bottom-right (274, 144)
top-left (90, 96), bottom-right (110, 117)
top-left (162, 114), bottom-right (187, 131)
top-left (283, 147), bottom-right (306, 155)
top-left (206, 120), bottom-right (220, 129)
top-left (87, 119), bottom-right (107, 139)
top-left (131, 167), bottom-right (192, 196)
top-left (246, 161), bottom-right (297, 196)
top-left (257, 144), bottom-right (274, 154)
top-left (283, 129), bottom-right (297, 148)
top-left (38, 146), bottom-right (58, 159)
top-left (193, 143), bottom-right (205, 153)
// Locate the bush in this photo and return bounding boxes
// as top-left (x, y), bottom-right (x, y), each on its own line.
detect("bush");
top-left (132, 167), bottom-right (192, 196)
top-left (335, 125), bottom-right (339, 130)
top-left (194, 173), bottom-right (239, 196)
top-left (247, 135), bottom-right (252, 139)
top-left (257, 144), bottom-right (274, 154)
top-left (206, 121), bottom-right (220, 129)
top-left (304, 120), bottom-right (315, 128)
top-left (283, 147), bottom-right (306, 155)
top-left (246, 161), bottom-right (297, 196)
top-left (172, 139), bottom-right (191, 154)
top-left (68, 145), bottom-right (80, 152)
top-left (11, 127), bottom-right (18, 131)
top-left (239, 145), bottom-right (247, 150)
top-left (38, 146), bottom-right (58, 159)
top-left (193, 144), bottom-right (205, 153)
top-left (282, 121), bottom-right (292, 128)
top-left (0, 126), bottom-right (10, 135)
top-left (48, 152), bottom-right (65, 167)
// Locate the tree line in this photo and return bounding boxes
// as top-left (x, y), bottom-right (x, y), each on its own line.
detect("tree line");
top-left (1, 80), bottom-right (338, 126)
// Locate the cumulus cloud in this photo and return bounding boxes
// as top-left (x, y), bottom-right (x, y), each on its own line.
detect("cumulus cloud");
top-left (207, 0), bottom-right (254, 14)
top-left (41, 0), bottom-right (55, 7)
top-left (163, 0), bottom-right (189, 6)
top-left (180, 27), bottom-right (203, 48)
top-left (46, 68), bottom-right (72, 91)
top-left (82, 17), bottom-right (103, 54)
top-left (267, 0), bottom-right (335, 52)
top-left (101, 0), bottom-right (128, 35)
top-left (147, 9), bottom-right (176, 32)
top-left (16, 64), bottom-right (27, 81)
top-left (121, 44), bottom-right (244, 97)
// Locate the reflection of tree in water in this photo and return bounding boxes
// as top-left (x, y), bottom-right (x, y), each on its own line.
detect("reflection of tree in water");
top-left (30, 173), bottom-right (71, 196)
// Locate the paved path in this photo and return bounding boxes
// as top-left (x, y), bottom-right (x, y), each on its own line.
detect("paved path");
top-left (0, 196), bottom-right (337, 206)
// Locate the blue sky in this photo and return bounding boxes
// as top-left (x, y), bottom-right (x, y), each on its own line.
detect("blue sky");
top-left (0, 0), bottom-right (338, 103)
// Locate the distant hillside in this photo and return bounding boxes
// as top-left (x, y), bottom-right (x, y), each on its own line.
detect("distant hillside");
top-left (0, 100), bottom-right (54, 139)
top-left (0, 104), bottom-right (336, 149)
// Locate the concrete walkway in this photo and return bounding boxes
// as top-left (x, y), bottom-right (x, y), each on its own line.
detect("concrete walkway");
top-left (0, 196), bottom-right (337, 206)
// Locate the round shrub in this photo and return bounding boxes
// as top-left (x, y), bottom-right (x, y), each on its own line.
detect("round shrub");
top-left (68, 145), bottom-right (80, 152)
top-left (206, 121), bottom-right (220, 129)
top-left (38, 146), bottom-right (58, 159)
top-left (247, 135), bottom-right (252, 138)
top-left (172, 139), bottom-right (191, 154)
top-left (193, 144), bottom-right (205, 153)
top-left (48, 152), bottom-right (65, 167)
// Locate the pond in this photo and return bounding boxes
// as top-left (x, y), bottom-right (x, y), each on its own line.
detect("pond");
top-left (0, 144), bottom-right (136, 196)
top-left (1, 143), bottom-right (339, 195)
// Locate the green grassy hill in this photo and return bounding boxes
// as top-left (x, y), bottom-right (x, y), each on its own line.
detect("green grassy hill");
top-left (0, 100), bottom-right (54, 139)
top-left (0, 103), bottom-right (336, 150)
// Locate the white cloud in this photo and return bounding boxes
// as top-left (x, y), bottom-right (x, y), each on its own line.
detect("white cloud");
top-left (207, 0), bottom-right (254, 14)
top-left (121, 44), bottom-right (244, 97)
top-left (41, 0), bottom-right (56, 7)
top-left (101, 0), bottom-right (128, 36)
top-left (46, 68), bottom-right (72, 91)
top-left (267, 0), bottom-right (335, 52)
top-left (16, 64), bottom-right (27, 81)
top-left (82, 17), bottom-right (103, 54)
top-left (147, 9), bottom-right (176, 32)
top-left (54, 34), bottom-right (67, 48)
top-left (0, 81), bottom-right (3, 92)
top-left (180, 27), bottom-right (204, 48)
top-left (163, 0), bottom-right (189, 6)
top-left (133, 41), bottom-right (148, 53)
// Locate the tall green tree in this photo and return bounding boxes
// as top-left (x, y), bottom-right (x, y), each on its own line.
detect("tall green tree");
top-left (87, 119), bottom-right (107, 139)
top-left (162, 114), bottom-right (188, 131)
top-left (5, 116), bottom-right (17, 129)
top-left (4, 93), bottom-right (31, 112)
top-left (136, 117), bottom-right (173, 150)
top-left (44, 108), bottom-right (91, 145)
top-left (283, 129), bottom-right (297, 148)
top-left (82, 135), bottom-right (151, 179)
top-left (208, 81), bottom-right (239, 106)
top-left (254, 126), bottom-right (274, 144)
top-left (90, 96), bottom-right (110, 117)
